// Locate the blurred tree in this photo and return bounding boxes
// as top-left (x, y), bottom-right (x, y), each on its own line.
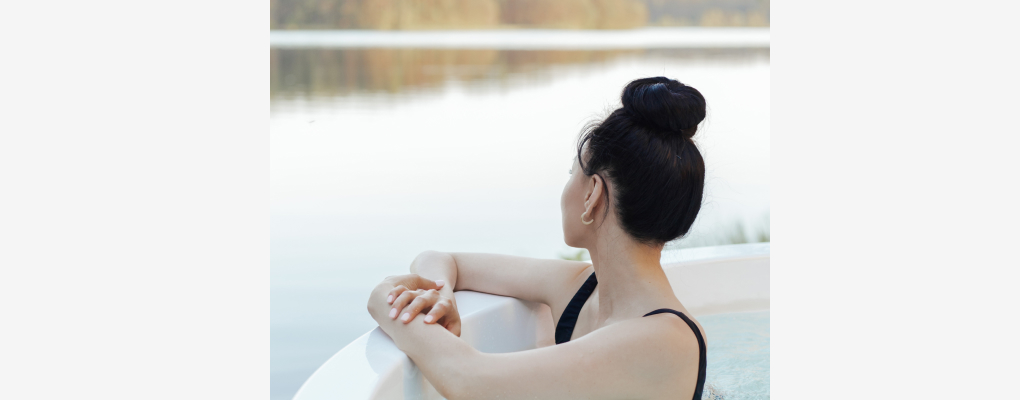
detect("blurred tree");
top-left (270, 48), bottom-right (641, 98)
top-left (499, 0), bottom-right (647, 29)
top-left (646, 0), bottom-right (769, 27)
top-left (354, 0), bottom-right (501, 29)
top-left (270, 0), bottom-right (768, 29)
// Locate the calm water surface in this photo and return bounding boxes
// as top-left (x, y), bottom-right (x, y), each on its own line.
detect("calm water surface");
top-left (271, 45), bottom-right (769, 400)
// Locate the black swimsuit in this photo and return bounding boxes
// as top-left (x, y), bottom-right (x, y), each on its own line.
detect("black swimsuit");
top-left (554, 272), bottom-right (707, 400)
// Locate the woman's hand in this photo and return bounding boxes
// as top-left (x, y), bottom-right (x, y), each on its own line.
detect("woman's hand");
top-left (372, 274), bottom-right (462, 337)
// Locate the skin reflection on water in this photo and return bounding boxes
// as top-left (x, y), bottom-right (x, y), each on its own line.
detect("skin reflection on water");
top-left (270, 47), bottom-right (769, 100)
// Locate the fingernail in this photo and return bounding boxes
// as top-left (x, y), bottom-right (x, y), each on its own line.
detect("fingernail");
top-left (425, 315), bottom-right (434, 323)
top-left (401, 313), bottom-right (410, 322)
top-left (436, 280), bottom-right (445, 287)
top-left (387, 295), bottom-right (393, 303)
top-left (389, 308), bottom-right (397, 318)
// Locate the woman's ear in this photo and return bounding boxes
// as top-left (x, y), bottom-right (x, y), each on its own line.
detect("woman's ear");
top-left (586, 174), bottom-right (605, 216)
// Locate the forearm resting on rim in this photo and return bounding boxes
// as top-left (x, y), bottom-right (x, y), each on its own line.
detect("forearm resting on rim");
top-left (370, 291), bottom-right (478, 399)
top-left (403, 325), bottom-right (480, 399)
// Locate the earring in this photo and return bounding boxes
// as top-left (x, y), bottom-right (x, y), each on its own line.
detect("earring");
top-left (581, 211), bottom-right (594, 225)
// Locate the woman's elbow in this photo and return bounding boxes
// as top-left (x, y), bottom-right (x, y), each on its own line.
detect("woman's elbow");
top-left (411, 250), bottom-right (453, 272)
top-left (417, 250), bottom-right (452, 262)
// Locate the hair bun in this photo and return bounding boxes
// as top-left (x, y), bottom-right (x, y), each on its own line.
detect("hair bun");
top-left (621, 77), bottom-right (706, 139)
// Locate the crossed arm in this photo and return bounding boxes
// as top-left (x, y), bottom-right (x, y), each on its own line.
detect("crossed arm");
top-left (367, 274), bottom-right (696, 400)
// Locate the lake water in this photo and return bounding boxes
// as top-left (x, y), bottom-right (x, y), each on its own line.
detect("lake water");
top-left (271, 31), bottom-right (769, 400)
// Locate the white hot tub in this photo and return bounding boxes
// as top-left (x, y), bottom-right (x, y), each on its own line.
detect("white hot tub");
top-left (293, 242), bottom-right (770, 400)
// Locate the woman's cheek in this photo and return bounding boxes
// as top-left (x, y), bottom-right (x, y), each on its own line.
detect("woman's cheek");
top-left (561, 181), bottom-right (581, 246)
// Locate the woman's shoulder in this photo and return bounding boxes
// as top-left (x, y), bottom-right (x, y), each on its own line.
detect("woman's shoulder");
top-left (558, 312), bottom-right (704, 393)
top-left (614, 312), bottom-right (704, 386)
top-left (640, 308), bottom-right (705, 336)
top-left (637, 309), bottom-right (706, 352)
top-left (635, 309), bottom-right (701, 342)
top-left (570, 311), bottom-right (701, 365)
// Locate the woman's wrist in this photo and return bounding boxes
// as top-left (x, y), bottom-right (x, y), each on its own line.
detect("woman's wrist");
top-left (438, 282), bottom-right (456, 299)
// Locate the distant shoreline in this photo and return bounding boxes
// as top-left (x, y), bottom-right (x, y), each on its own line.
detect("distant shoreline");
top-left (269, 27), bottom-right (769, 49)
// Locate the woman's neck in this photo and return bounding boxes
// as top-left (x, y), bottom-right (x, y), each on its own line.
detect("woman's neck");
top-left (586, 223), bottom-right (677, 325)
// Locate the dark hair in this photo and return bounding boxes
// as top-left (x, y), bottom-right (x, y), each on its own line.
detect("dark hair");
top-left (577, 76), bottom-right (707, 245)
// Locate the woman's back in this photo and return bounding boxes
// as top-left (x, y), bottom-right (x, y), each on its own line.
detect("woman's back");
top-left (556, 270), bottom-right (707, 400)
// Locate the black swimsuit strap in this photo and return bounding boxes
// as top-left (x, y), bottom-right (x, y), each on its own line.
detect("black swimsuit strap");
top-left (555, 271), bottom-right (597, 344)
top-left (554, 275), bottom-right (706, 400)
top-left (643, 308), bottom-right (707, 400)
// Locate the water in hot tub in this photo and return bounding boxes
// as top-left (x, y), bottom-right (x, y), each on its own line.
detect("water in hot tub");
top-left (698, 311), bottom-right (770, 399)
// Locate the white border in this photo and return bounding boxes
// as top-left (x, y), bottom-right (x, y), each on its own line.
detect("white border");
top-left (270, 27), bottom-right (769, 49)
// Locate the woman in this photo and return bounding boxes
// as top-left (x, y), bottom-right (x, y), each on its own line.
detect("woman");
top-left (366, 76), bottom-right (709, 400)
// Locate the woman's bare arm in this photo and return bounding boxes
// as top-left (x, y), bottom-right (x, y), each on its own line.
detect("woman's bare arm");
top-left (410, 251), bottom-right (593, 317)
top-left (368, 279), bottom-right (698, 400)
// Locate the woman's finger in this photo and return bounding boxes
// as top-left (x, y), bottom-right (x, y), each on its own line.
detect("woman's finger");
top-left (423, 300), bottom-right (449, 324)
top-left (399, 290), bottom-right (439, 323)
top-left (389, 290), bottom-right (421, 319)
top-left (412, 276), bottom-right (442, 291)
top-left (387, 285), bottom-right (409, 305)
